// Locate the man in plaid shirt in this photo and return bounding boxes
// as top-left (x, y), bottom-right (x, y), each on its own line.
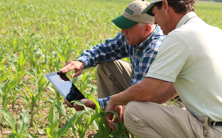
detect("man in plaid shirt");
top-left (60, 0), bottom-right (182, 111)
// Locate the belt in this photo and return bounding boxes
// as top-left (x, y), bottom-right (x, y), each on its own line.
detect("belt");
top-left (211, 121), bottom-right (222, 126)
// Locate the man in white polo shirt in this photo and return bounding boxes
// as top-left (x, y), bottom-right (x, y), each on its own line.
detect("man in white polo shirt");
top-left (105, 0), bottom-right (222, 137)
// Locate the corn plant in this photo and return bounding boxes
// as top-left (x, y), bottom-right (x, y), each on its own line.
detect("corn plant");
top-left (47, 99), bottom-right (70, 127)
top-left (46, 99), bottom-right (85, 138)
top-left (0, 66), bottom-right (10, 83)
top-left (25, 38), bottom-right (43, 69)
top-left (54, 41), bottom-right (75, 64)
top-left (19, 75), bottom-right (48, 127)
top-left (0, 108), bottom-right (38, 138)
top-left (2, 51), bottom-right (26, 109)
top-left (7, 50), bottom-right (27, 108)
top-left (46, 51), bottom-right (60, 73)
top-left (9, 71), bottom-right (26, 109)
top-left (87, 95), bottom-right (129, 138)
top-left (80, 73), bottom-right (90, 91)
top-left (20, 84), bottom-right (41, 127)
top-left (0, 78), bottom-right (18, 110)
top-left (0, 66), bottom-right (11, 109)
top-left (69, 95), bottom-right (131, 138)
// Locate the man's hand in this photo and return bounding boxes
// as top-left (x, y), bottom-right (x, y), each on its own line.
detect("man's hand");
top-left (60, 60), bottom-right (85, 78)
top-left (105, 101), bottom-right (125, 130)
top-left (64, 99), bottom-right (96, 111)
top-left (113, 105), bottom-right (125, 124)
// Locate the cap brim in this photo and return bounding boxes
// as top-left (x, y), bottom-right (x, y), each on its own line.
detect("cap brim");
top-left (112, 15), bottom-right (138, 29)
top-left (141, 3), bottom-right (155, 16)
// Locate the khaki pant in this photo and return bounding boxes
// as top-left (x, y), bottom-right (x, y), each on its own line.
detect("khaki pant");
top-left (124, 101), bottom-right (222, 138)
top-left (97, 60), bottom-right (184, 109)
top-left (97, 60), bottom-right (132, 98)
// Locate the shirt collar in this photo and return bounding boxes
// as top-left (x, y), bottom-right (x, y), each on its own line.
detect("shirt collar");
top-left (134, 25), bottom-right (159, 49)
top-left (176, 12), bottom-right (197, 29)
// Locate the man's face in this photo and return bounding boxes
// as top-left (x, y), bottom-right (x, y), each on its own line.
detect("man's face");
top-left (152, 5), bottom-right (170, 35)
top-left (121, 24), bottom-right (146, 45)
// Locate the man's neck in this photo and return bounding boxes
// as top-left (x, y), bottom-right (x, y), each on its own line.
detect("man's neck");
top-left (170, 10), bottom-right (190, 31)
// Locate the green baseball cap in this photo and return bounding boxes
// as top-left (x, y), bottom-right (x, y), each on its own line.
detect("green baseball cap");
top-left (142, 0), bottom-right (163, 16)
top-left (112, 0), bottom-right (154, 29)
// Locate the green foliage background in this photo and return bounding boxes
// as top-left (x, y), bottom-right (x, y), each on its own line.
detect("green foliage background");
top-left (0, 0), bottom-right (222, 137)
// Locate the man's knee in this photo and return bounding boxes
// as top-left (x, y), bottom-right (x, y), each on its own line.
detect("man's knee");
top-left (124, 101), bottom-right (158, 135)
top-left (97, 61), bottom-right (115, 75)
top-left (124, 101), bottom-right (153, 125)
top-left (124, 101), bottom-right (141, 130)
top-left (124, 101), bottom-right (140, 117)
top-left (124, 101), bottom-right (164, 125)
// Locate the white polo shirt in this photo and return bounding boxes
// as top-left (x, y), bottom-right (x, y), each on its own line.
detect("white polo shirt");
top-left (146, 12), bottom-right (222, 122)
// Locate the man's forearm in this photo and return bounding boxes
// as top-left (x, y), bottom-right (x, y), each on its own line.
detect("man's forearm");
top-left (109, 77), bottom-right (166, 106)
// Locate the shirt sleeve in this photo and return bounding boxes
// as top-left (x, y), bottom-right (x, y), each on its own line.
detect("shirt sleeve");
top-left (146, 34), bottom-right (190, 82)
top-left (96, 96), bottom-right (111, 110)
top-left (77, 33), bottom-right (129, 69)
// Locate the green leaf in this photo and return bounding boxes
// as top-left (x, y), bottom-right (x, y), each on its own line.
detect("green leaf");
top-left (7, 133), bottom-right (18, 138)
top-left (29, 133), bottom-right (39, 138)
top-left (48, 101), bottom-right (57, 125)
top-left (58, 110), bottom-right (85, 137)
top-left (0, 70), bottom-right (10, 82)
top-left (37, 75), bottom-right (47, 93)
top-left (16, 71), bottom-right (26, 80)
top-left (91, 133), bottom-right (99, 138)
top-left (166, 97), bottom-right (179, 106)
top-left (24, 83), bottom-right (31, 95)
top-left (75, 100), bottom-right (94, 115)
top-left (55, 100), bottom-right (66, 117)
top-left (1, 80), bottom-right (11, 108)
top-left (18, 50), bottom-right (26, 71)
top-left (17, 109), bottom-right (29, 134)
top-left (55, 47), bottom-right (65, 64)
top-left (81, 72), bottom-right (88, 83)
top-left (8, 79), bottom-right (17, 91)
top-left (72, 75), bottom-right (82, 84)
top-left (0, 108), bottom-right (16, 132)
top-left (77, 115), bottom-right (83, 134)
top-left (0, 63), bottom-right (5, 72)
top-left (86, 95), bottom-right (101, 112)
top-left (80, 112), bottom-right (109, 138)
top-left (0, 81), bottom-right (3, 89)
top-left (46, 100), bottom-right (59, 138)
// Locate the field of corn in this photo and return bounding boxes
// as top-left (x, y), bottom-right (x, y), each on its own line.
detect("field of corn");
top-left (0, 0), bottom-right (222, 137)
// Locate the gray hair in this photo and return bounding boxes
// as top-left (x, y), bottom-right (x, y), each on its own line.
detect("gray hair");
top-left (138, 23), bottom-right (157, 32)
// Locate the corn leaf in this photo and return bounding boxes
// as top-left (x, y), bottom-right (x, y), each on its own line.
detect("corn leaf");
top-left (55, 46), bottom-right (65, 64)
top-left (58, 110), bottom-right (85, 137)
top-left (18, 50), bottom-right (26, 71)
top-left (55, 101), bottom-right (66, 116)
top-left (0, 108), bottom-right (16, 132)
top-left (7, 133), bottom-right (17, 138)
top-left (46, 100), bottom-right (59, 138)
top-left (17, 109), bottom-right (29, 134)
top-left (80, 112), bottom-right (109, 138)
top-left (0, 70), bottom-right (10, 82)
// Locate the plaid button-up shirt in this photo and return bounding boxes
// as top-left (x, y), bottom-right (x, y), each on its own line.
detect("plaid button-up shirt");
top-left (77, 26), bottom-right (165, 110)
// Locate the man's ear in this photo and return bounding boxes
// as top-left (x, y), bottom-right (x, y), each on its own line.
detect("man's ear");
top-left (162, 0), bottom-right (169, 14)
top-left (145, 24), bottom-right (152, 36)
